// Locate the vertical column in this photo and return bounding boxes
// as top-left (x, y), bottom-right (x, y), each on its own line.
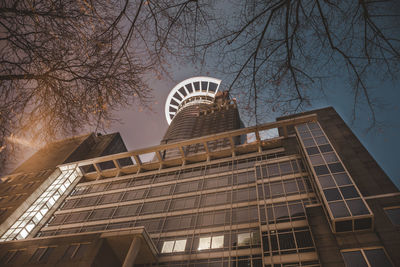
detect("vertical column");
top-left (122, 236), bottom-right (142, 267)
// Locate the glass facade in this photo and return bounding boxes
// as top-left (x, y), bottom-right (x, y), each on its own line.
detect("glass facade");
top-left (0, 166), bottom-right (81, 241)
top-left (36, 150), bottom-right (318, 266)
top-left (295, 122), bottom-right (373, 232)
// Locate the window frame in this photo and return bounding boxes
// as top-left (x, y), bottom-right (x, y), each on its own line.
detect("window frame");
top-left (341, 247), bottom-right (393, 267)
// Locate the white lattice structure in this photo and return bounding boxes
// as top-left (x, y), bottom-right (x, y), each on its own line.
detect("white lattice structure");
top-left (165, 77), bottom-right (221, 124)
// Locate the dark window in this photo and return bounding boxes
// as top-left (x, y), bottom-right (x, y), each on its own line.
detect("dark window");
top-left (122, 189), bottom-right (146, 201)
top-left (299, 131), bottom-right (312, 139)
top-left (329, 201), bottom-right (350, 218)
top-left (314, 136), bottom-right (328, 145)
top-left (294, 231), bottom-right (313, 248)
top-left (302, 138), bottom-right (316, 147)
top-left (279, 161), bottom-right (292, 175)
top-left (267, 164), bottom-right (280, 177)
top-left (66, 212), bottom-right (90, 223)
top-left (306, 147), bottom-right (319, 155)
top-left (289, 203), bottom-right (305, 217)
top-left (141, 200), bottom-right (169, 214)
top-left (270, 182), bottom-right (284, 197)
top-left (319, 144), bottom-right (333, 153)
top-left (323, 188), bottom-right (342, 201)
top-left (385, 207), bottom-right (400, 226)
top-left (364, 248), bottom-right (392, 267)
top-left (262, 236), bottom-right (269, 252)
top-left (318, 175), bottom-right (336, 189)
top-left (274, 205), bottom-right (289, 220)
top-left (340, 186), bottom-right (359, 199)
top-left (346, 199), bottom-right (370, 216)
top-left (270, 234), bottom-right (278, 251)
top-left (311, 129), bottom-right (323, 137)
top-left (309, 154), bottom-right (325, 165)
top-left (98, 192), bottom-right (122, 204)
top-left (114, 204), bottom-right (140, 217)
top-left (74, 243), bottom-right (91, 259)
top-left (0, 250), bottom-right (23, 264)
top-left (62, 244), bottom-right (78, 260)
top-left (342, 251), bottom-right (368, 267)
top-left (314, 165), bottom-right (330, 175)
top-left (336, 220), bottom-right (352, 232)
top-left (296, 124), bottom-right (309, 132)
top-left (284, 180), bottom-right (298, 194)
top-left (148, 185), bottom-right (173, 197)
top-left (333, 173), bottom-right (352, 186)
top-left (175, 180), bottom-right (200, 194)
top-left (108, 180), bottom-right (129, 190)
top-left (171, 196), bottom-right (198, 210)
top-left (323, 152), bottom-right (338, 163)
top-left (328, 163), bottom-right (345, 173)
top-left (76, 196), bottom-right (99, 208)
top-left (88, 208), bottom-right (115, 221)
top-left (354, 218), bottom-right (372, 230)
top-left (278, 233), bottom-right (296, 250)
top-left (30, 247), bottom-right (55, 263)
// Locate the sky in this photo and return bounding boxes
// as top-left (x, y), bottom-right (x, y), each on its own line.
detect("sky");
top-left (107, 65), bottom-right (400, 190)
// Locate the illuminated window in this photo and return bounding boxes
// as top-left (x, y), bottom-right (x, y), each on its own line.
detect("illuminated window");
top-left (0, 166), bottom-right (81, 241)
top-left (161, 239), bottom-right (187, 253)
top-left (198, 235), bottom-right (224, 250)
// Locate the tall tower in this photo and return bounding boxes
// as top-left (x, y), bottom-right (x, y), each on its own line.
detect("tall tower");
top-left (0, 77), bottom-right (398, 267)
top-left (161, 77), bottom-right (243, 159)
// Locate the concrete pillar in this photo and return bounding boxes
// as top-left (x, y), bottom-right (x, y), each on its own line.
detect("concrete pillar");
top-left (122, 236), bottom-right (142, 267)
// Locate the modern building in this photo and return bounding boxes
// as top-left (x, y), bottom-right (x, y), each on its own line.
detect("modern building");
top-left (0, 77), bottom-right (399, 267)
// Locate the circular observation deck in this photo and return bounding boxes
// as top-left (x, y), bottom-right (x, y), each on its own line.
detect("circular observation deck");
top-left (165, 77), bottom-right (221, 124)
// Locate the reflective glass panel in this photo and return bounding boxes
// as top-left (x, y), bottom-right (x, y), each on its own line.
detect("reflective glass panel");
top-left (318, 175), bottom-right (336, 189)
top-left (340, 186), bottom-right (360, 199)
top-left (323, 188), bottom-right (342, 201)
top-left (342, 251), bottom-right (368, 267)
top-left (364, 248), bottom-right (392, 267)
top-left (329, 201), bottom-right (350, 218)
top-left (346, 199), bottom-right (370, 216)
top-left (385, 208), bottom-right (400, 226)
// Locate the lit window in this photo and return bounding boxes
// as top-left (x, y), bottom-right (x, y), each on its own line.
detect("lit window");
top-left (342, 248), bottom-right (392, 267)
top-left (385, 207), bottom-right (400, 226)
top-left (0, 166), bottom-right (81, 241)
top-left (161, 239), bottom-right (187, 253)
top-left (198, 235), bottom-right (224, 250)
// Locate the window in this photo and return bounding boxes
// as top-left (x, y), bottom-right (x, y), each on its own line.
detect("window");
top-left (161, 239), bottom-right (187, 253)
top-left (342, 248), bottom-right (392, 267)
top-left (63, 243), bottom-right (91, 260)
top-left (262, 228), bottom-right (314, 255)
top-left (385, 207), bottom-right (400, 226)
top-left (30, 247), bottom-right (55, 263)
top-left (0, 250), bottom-right (24, 264)
top-left (237, 232), bottom-right (260, 247)
top-left (198, 235), bottom-right (224, 250)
